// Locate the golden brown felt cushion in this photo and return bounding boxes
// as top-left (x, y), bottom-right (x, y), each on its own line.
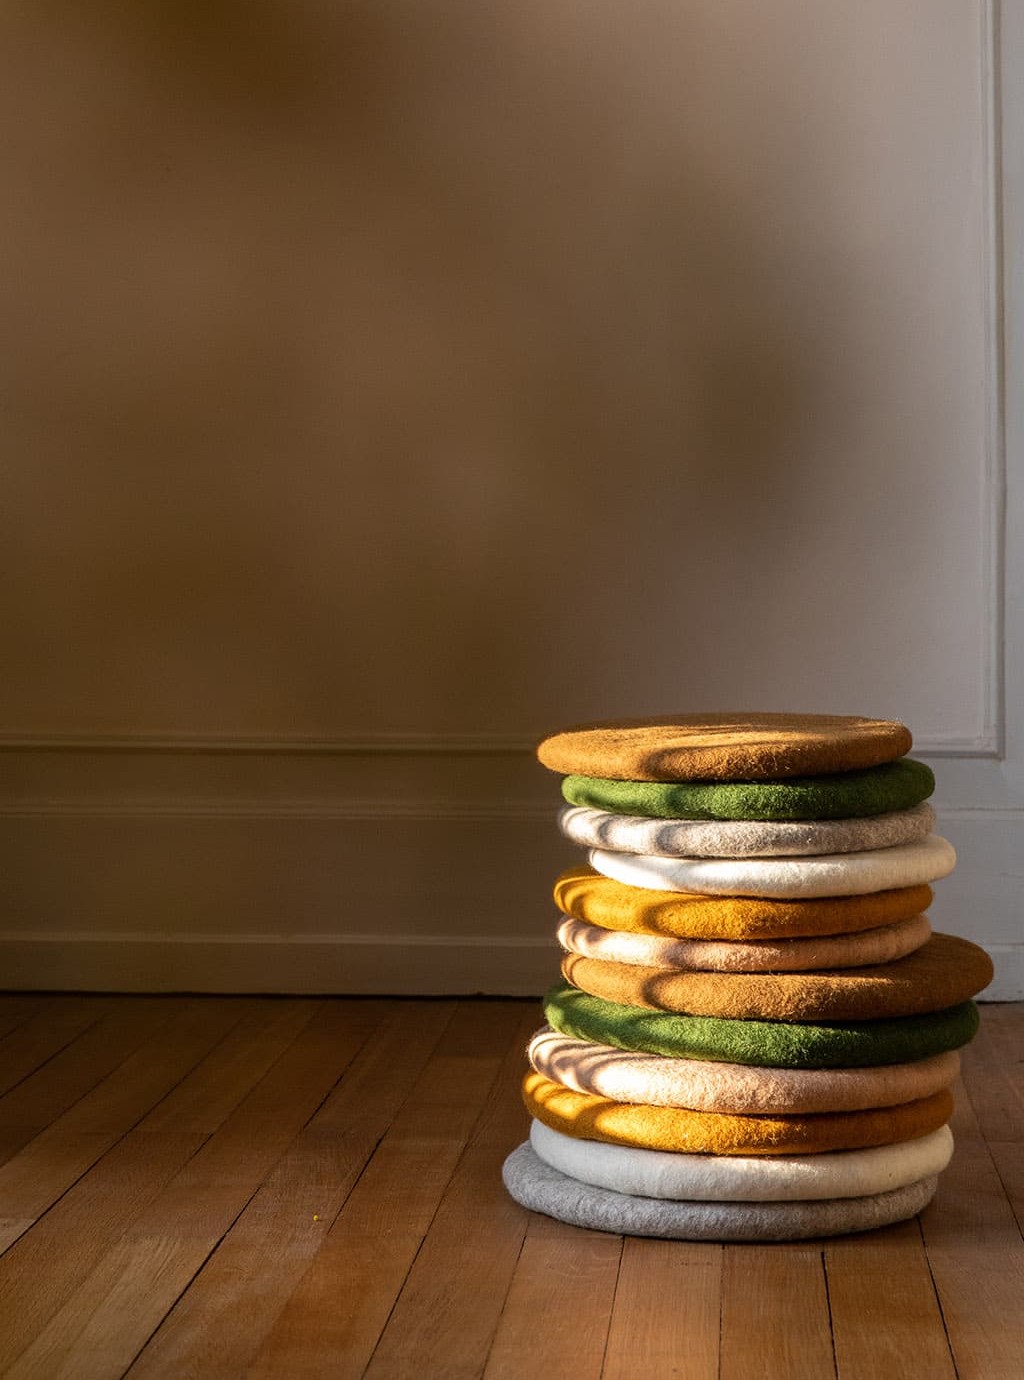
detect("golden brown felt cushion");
top-left (554, 865), bottom-right (934, 940)
top-left (561, 933), bottom-right (994, 1023)
top-left (523, 1072), bottom-right (953, 1155)
top-left (536, 712), bottom-right (913, 782)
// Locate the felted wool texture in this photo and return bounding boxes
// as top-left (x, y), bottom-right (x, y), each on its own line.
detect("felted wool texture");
top-left (523, 1071), bottom-right (953, 1154)
top-left (561, 933), bottom-right (994, 1023)
top-left (554, 865), bottom-right (934, 941)
top-left (536, 712), bottom-right (914, 782)
top-left (562, 758), bottom-right (935, 822)
top-left (559, 802), bottom-right (935, 860)
top-left (503, 1143), bottom-right (939, 1241)
top-left (544, 982), bottom-right (981, 1068)
top-left (556, 912), bottom-right (933, 974)
top-left (528, 1027), bottom-right (961, 1113)
top-left (588, 834), bottom-right (956, 899)
top-left (529, 1118), bottom-right (955, 1201)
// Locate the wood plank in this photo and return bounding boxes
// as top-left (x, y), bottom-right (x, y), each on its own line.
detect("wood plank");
top-left (359, 1005), bottom-right (537, 1380)
top-left (0, 998), bottom-right (44, 1043)
top-left (243, 1004), bottom-right (535, 1380)
top-left (920, 1078), bottom-right (1024, 1379)
top-left (0, 997), bottom-right (187, 1178)
top-left (720, 1246), bottom-right (836, 1380)
top-left (0, 999), bottom-right (269, 1371)
top-left (0, 998), bottom-right (113, 1098)
top-left (958, 1006), bottom-right (1024, 1143)
top-left (603, 1241), bottom-right (721, 1380)
top-left (483, 1214), bottom-right (621, 1380)
top-left (123, 1001), bottom-right (526, 1380)
top-left (825, 1219), bottom-right (955, 1380)
top-left (5, 998), bottom-right (378, 1380)
top-left (0, 999), bottom-right (246, 1253)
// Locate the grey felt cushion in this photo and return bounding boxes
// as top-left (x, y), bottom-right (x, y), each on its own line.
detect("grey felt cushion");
top-left (559, 802), bottom-right (936, 858)
top-left (502, 1142), bottom-right (938, 1241)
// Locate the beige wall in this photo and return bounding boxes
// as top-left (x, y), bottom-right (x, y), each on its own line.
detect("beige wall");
top-left (1, 1), bottom-right (1017, 993)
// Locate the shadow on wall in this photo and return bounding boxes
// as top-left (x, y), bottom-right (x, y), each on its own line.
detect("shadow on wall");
top-left (0, 0), bottom-right (879, 742)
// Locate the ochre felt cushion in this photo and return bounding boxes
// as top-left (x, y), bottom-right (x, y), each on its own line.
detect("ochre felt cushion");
top-left (561, 933), bottom-right (993, 1022)
top-left (589, 834), bottom-right (956, 898)
top-left (562, 758), bottom-right (935, 821)
top-left (556, 913), bottom-right (933, 973)
top-left (544, 982), bottom-right (981, 1068)
top-left (554, 865), bottom-right (934, 940)
top-left (558, 802), bottom-right (935, 858)
top-left (523, 1072), bottom-right (952, 1154)
top-left (503, 1143), bottom-right (939, 1240)
top-left (528, 1028), bottom-right (960, 1113)
top-left (536, 712), bottom-right (913, 782)
top-left (529, 1119), bottom-right (955, 1200)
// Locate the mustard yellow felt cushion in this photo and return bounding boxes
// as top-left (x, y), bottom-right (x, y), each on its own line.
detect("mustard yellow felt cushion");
top-left (537, 712), bottom-right (912, 782)
top-left (561, 933), bottom-right (993, 1023)
top-left (523, 1072), bottom-right (952, 1155)
top-left (554, 865), bottom-right (934, 940)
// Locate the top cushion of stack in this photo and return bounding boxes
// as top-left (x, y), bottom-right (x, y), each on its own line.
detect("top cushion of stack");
top-left (536, 711), bottom-right (913, 782)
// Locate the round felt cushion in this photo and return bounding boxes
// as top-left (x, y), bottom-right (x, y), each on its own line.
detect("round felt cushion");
top-left (523, 1072), bottom-right (952, 1154)
top-left (589, 834), bottom-right (956, 898)
top-left (556, 913), bottom-right (933, 973)
top-left (536, 712), bottom-right (913, 782)
top-left (528, 1027), bottom-right (961, 1113)
top-left (544, 982), bottom-right (981, 1068)
top-left (558, 802), bottom-right (935, 858)
top-left (529, 1119), bottom-right (955, 1200)
top-left (503, 1144), bottom-right (940, 1240)
top-left (554, 866), bottom-right (935, 940)
top-left (562, 757), bottom-right (935, 821)
top-left (561, 933), bottom-right (993, 1023)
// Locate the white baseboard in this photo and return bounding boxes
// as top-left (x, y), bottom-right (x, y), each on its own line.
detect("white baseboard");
top-left (0, 930), bottom-right (1014, 1000)
top-left (0, 932), bottom-right (562, 996)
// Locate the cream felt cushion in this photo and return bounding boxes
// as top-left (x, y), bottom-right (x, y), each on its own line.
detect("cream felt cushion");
top-left (559, 802), bottom-right (935, 858)
top-left (528, 1118), bottom-right (954, 1201)
top-left (588, 834), bottom-right (956, 898)
top-left (555, 912), bottom-right (932, 973)
top-left (528, 1027), bottom-right (960, 1113)
top-left (503, 1143), bottom-right (938, 1240)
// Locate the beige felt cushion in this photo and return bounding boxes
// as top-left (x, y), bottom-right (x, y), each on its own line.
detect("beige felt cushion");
top-left (555, 912), bottom-right (933, 973)
top-left (537, 712), bottom-right (913, 781)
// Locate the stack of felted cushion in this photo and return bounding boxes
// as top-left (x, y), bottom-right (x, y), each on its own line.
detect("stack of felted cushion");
top-left (502, 712), bottom-right (994, 1241)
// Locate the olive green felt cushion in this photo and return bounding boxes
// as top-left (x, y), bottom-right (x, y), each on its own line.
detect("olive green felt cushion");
top-left (562, 758), bottom-right (935, 822)
top-left (537, 712), bottom-right (913, 782)
top-left (543, 982), bottom-right (981, 1069)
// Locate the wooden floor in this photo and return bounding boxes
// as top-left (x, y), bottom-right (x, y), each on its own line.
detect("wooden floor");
top-left (0, 998), bottom-right (1021, 1380)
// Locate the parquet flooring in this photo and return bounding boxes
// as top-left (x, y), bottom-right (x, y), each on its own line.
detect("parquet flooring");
top-left (0, 995), bottom-right (1020, 1379)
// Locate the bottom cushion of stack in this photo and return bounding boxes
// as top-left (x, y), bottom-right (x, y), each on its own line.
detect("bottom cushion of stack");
top-left (503, 1142), bottom-right (938, 1241)
top-left (529, 1118), bottom-right (954, 1200)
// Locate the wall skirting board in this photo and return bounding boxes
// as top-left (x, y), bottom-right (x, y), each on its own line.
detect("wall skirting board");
top-left (0, 762), bottom-right (1020, 998)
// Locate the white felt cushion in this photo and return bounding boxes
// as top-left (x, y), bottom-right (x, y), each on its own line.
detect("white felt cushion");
top-left (555, 912), bottom-right (932, 973)
top-left (527, 1027), bottom-right (961, 1114)
top-left (504, 1142), bottom-right (939, 1239)
top-left (528, 1118), bottom-right (953, 1201)
top-left (559, 802), bottom-right (935, 858)
top-left (588, 834), bottom-right (956, 898)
